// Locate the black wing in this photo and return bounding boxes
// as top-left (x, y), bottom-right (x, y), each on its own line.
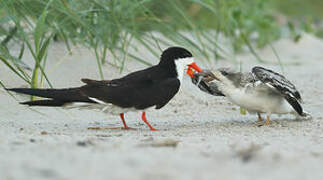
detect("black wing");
top-left (252, 66), bottom-right (303, 115)
top-left (80, 66), bottom-right (180, 109)
top-left (80, 77), bottom-right (180, 110)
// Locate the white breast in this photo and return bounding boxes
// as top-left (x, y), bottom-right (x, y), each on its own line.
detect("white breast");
top-left (223, 84), bottom-right (295, 115)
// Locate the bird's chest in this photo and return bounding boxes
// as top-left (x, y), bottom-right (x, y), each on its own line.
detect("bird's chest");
top-left (225, 86), bottom-right (293, 114)
top-left (225, 88), bottom-right (270, 112)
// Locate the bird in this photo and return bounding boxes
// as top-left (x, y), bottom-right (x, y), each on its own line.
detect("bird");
top-left (7, 46), bottom-right (202, 131)
top-left (193, 66), bottom-right (310, 125)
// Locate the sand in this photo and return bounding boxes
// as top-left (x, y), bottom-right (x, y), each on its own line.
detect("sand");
top-left (1, 34), bottom-right (323, 180)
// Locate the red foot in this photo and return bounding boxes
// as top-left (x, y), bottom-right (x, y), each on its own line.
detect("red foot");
top-left (141, 112), bottom-right (159, 131)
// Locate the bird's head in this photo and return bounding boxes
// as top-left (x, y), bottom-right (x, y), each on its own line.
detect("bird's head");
top-left (196, 68), bottom-right (243, 89)
top-left (213, 68), bottom-right (244, 88)
top-left (159, 47), bottom-right (202, 81)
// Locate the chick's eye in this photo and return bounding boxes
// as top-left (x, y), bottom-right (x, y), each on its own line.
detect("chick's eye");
top-left (221, 71), bottom-right (228, 76)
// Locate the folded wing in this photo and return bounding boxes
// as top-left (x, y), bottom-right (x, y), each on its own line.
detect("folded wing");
top-left (252, 66), bottom-right (303, 115)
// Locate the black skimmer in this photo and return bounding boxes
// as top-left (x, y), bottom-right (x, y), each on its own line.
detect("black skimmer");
top-left (193, 66), bottom-right (310, 125)
top-left (7, 47), bottom-right (202, 131)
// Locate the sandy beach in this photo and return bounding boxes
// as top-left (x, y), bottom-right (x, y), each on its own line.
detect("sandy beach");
top-left (1, 34), bottom-right (323, 180)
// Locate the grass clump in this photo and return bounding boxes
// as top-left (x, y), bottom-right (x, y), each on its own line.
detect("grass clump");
top-left (0, 0), bottom-right (308, 90)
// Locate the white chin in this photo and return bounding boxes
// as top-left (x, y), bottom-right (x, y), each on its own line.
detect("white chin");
top-left (175, 57), bottom-right (195, 83)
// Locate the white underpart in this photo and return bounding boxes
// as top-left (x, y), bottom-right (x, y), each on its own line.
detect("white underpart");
top-left (218, 82), bottom-right (296, 115)
top-left (174, 57), bottom-right (194, 83)
top-left (64, 97), bottom-right (144, 115)
top-left (64, 102), bottom-right (140, 115)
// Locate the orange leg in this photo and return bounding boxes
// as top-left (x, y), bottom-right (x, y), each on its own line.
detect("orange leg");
top-left (120, 113), bottom-right (129, 129)
top-left (257, 113), bottom-right (263, 123)
top-left (141, 112), bottom-right (159, 131)
top-left (264, 115), bottom-right (271, 125)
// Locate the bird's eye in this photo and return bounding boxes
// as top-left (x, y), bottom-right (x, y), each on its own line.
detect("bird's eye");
top-left (221, 71), bottom-right (228, 76)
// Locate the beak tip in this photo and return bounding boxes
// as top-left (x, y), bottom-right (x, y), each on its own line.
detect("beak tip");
top-left (189, 62), bottom-right (203, 73)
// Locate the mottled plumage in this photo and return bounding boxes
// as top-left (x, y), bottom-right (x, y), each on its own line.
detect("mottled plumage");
top-left (193, 66), bottom-right (310, 125)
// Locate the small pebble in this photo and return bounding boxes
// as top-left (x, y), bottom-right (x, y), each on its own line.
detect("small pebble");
top-left (41, 131), bottom-right (48, 135)
top-left (77, 141), bottom-right (87, 147)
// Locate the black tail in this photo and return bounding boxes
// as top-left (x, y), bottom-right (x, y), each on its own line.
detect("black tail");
top-left (284, 94), bottom-right (303, 116)
top-left (20, 99), bottom-right (69, 106)
top-left (7, 87), bottom-right (94, 106)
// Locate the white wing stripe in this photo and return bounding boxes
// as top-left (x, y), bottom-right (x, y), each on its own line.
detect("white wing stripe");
top-left (88, 97), bottom-right (107, 104)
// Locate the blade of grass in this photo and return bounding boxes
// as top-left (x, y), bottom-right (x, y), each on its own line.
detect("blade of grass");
top-left (240, 32), bottom-right (265, 63)
top-left (168, 0), bottom-right (207, 55)
top-left (93, 43), bottom-right (104, 80)
top-left (0, 80), bottom-right (19, 99)
top-left (24, 38), bottom-right (53, 88)
top-left (116, 47), bottom-right (152, 66)
top-left (0, 55), bottom-right (31, 84)
top-left (270, 43), bottom-right (284, 74)
top-left (119, 33), bottom-right (133, 72)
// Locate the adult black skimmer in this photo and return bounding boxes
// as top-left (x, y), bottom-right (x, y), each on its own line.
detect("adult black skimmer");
top-left (193, 66), bottom-right (310, 125)
top-left (7, 47), bottom-right (202, 131)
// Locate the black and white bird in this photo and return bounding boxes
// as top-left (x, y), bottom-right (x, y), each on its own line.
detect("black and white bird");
top-left (193, 66), bottom-right (310, 125)
top-left (7, 47), bottom-right (202, 131)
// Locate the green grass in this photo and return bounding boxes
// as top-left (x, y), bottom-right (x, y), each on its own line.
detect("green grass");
top-left (272, 0), bottom-right (323, 20)
top-left (0, 0), bottom-right (316, 91)
top-left (271, 0), bottom-right (320, 39)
